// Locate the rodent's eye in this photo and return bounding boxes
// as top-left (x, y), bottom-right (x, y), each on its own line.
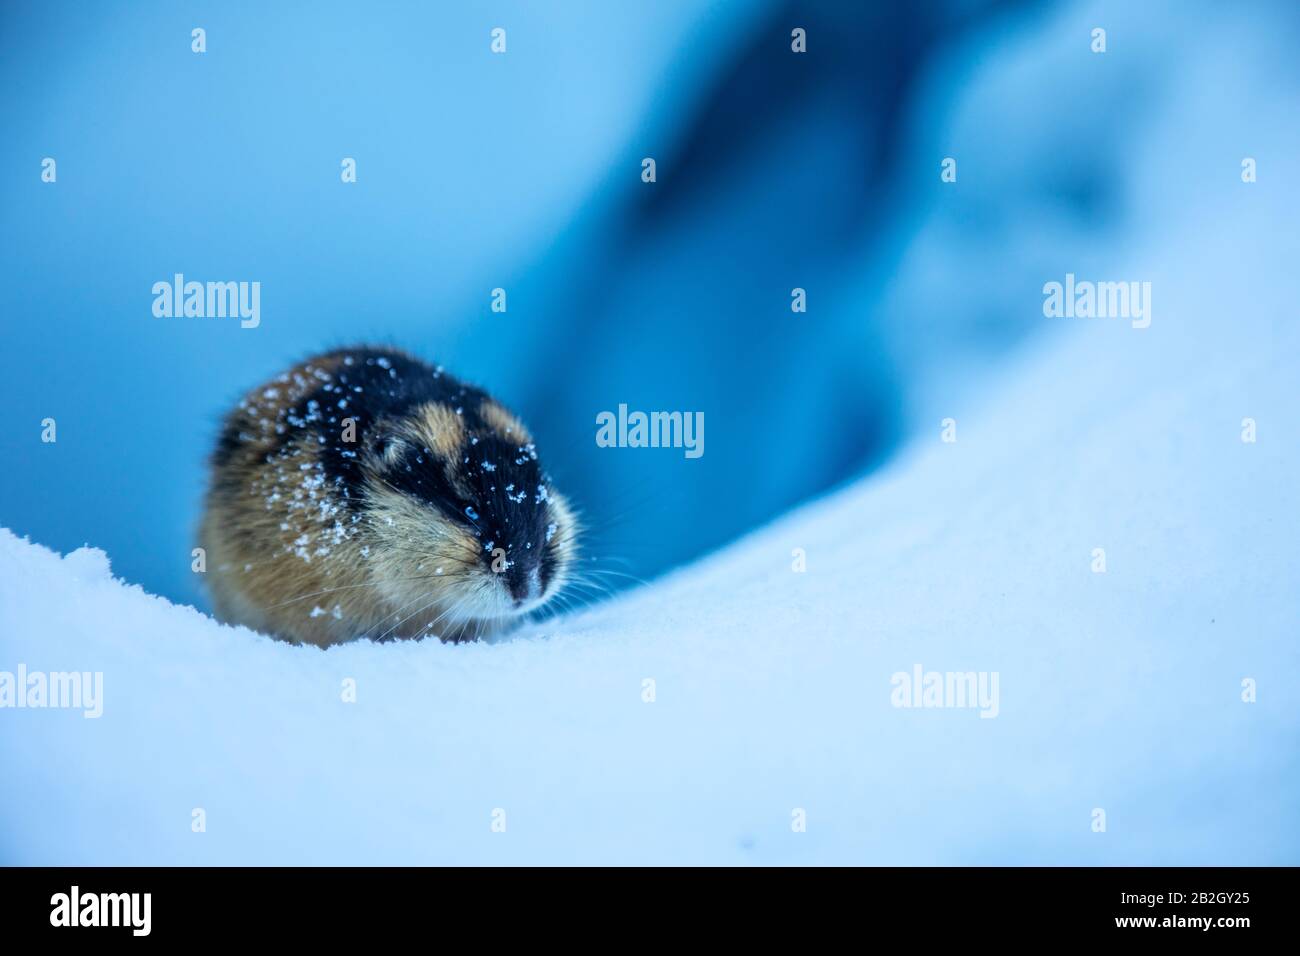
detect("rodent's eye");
top-left (371, 434), bottom-right (407, 467)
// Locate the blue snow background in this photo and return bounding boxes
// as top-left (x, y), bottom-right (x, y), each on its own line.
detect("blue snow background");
top-left (0, 0), bottom-right (1204, 606)
top-left (1, 1), bottom-right (1299, 864)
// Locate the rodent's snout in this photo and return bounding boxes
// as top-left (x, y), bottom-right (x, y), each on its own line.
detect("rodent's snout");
top-left (502, 560), bottom-right (543, 607)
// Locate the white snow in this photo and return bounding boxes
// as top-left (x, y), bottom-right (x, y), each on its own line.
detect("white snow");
top-left (2, 216), bottom-right (1296, 861)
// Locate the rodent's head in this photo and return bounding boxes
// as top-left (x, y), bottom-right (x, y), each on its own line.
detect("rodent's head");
top-left (360, 398), bottom-right (577, 625)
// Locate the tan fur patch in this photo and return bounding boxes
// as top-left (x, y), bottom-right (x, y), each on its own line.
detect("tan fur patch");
top-left (405, 402), bottom-right (467, 459)
top-left (479, 399), bottom-right (532, 443)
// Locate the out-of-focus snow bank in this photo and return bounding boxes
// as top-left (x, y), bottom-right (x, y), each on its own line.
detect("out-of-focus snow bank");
top-left (2, 172), bottom-right (1297, 862)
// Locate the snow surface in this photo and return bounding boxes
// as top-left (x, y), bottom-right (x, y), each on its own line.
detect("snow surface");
top-left (3, 203), bottom-right (1297, 862)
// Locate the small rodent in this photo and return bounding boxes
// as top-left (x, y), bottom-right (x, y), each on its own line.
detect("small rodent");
top-left (199, 345), bottom-right (577, 646)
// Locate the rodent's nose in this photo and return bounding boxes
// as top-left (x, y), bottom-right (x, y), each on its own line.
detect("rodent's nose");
top-left (505, 564), bottom-right (542, 605)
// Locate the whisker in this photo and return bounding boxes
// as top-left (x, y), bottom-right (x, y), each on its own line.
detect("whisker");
top-left (374, 594), bottom-right (446, 642)
top-left (266, 572), bottom-right (469, 611)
